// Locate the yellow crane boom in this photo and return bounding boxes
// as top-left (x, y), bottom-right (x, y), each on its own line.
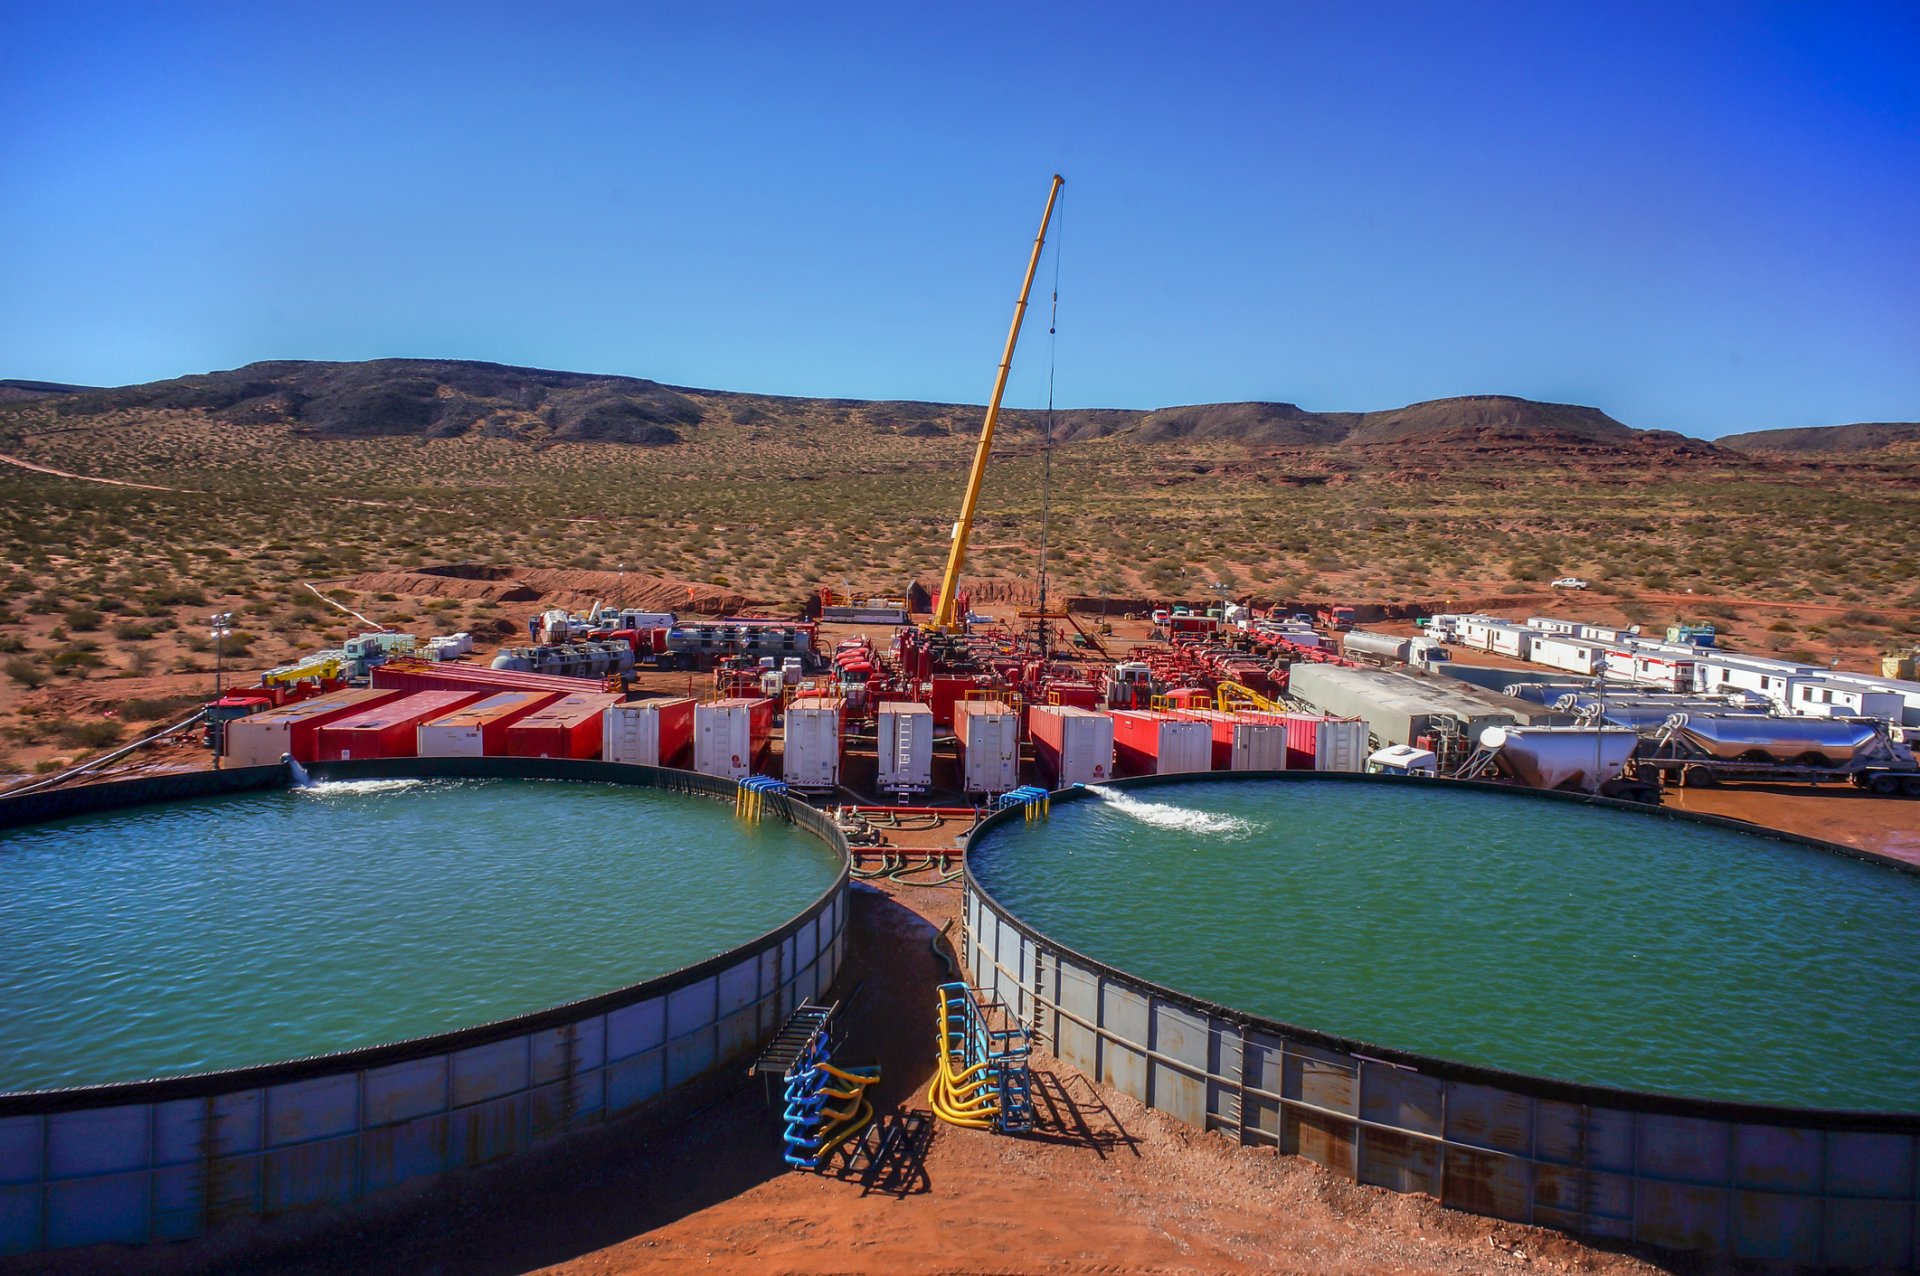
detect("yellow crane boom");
top-left (932, 174), bottom-right (1064, 631)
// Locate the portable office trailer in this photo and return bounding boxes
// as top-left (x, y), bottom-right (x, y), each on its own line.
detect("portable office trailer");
top-left (1529, 635), bottom-right (1607, 676)
top-left (1524, 617), bottom-right (1580, 635)
top-left (1028, 704), bottom-right (1114, 787)
top-left (782, 695), bottom-right (844, 790)
top-left (314, 690), bottom-right (483, 762)
top-left (417, 691), bottom-right (557, 757)
top-left (222, 688), bottom-right (405, 767)
top-left (1603, 649), bottom-right (1698, 693)
top-left (1487, 624), bottom-right (1533, 659)
top-left (876, 701), bottom-right (934, 793)
top-left (693, 697), bottom-right (775, 779)
top-left (1457, 619), bottom-right (1499, 651)
top-left (1783, 679), bottom-right (1905, 724)
top-left (602, 696), bottom-right (696, 767)
top-left (1110, 711), bottom-right (1211, 776)
top-left (955, 700), bottom-right (1021, 794)
top-left (503, 691), bottom-right (621, 760)
top-left (1818, 671), bottom-right (1920, 727)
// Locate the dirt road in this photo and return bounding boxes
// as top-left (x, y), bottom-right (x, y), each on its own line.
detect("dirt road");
top-left (0, 449), bottom-right (177, 490)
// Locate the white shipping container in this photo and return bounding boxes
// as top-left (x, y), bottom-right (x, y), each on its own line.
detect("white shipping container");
top-left (782, 698), bottom-right (843, 789)
top-left (1155, 718), bottom-right (1212, 775)
top-left (1314, 718), bottom-right (1369, 772)
top-left (876, 702), bottom-right (933, 792)
top-left (603, 697), bottom-right (695, 767)
top-left (1227, 720), bottom-right (1288, 771)
top-left (417, 718), bottom-right (484, 756)
top-left (694, 702), bottom-right (756, 780)
top-left (955, 702), bottom-right (1020, 793)
top-left (1031, 705), bottom-right (1116, 787)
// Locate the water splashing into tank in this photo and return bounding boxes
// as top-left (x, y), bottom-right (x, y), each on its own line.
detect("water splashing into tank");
top-left (1082, 784), bottom-right (1257, 837)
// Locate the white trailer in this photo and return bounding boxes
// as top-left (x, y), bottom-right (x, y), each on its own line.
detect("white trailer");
top-left (1529, 635), bottom-right (1606, 676)
top-left (955, 701), bottom-right (1020, 794)
top-left (876, 701), bottom-right (934, 793)
top-left (1803, 669), bottom-right (1920, 728)
top-left (1487, 624), bottom-right (1533, 659)
top-left (1782, 678), bottom-right (1905, 724)
top-left (1574, 623), bottom-right (1639, 644)
top-left (781, 696), bottom-right (843, 790)
top-left (1525, 617), bottom-right (1580, 635)
top-left (1603, 649), bottom-right (1697, 692)
top-left (1458, 618), bottom-right (1499, 651)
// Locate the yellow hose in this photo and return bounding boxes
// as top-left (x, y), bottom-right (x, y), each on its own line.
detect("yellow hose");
top-left (817, 1098), bottom-right (874, 1157)
top-left (928, 991), bottom-right (1002, 1128)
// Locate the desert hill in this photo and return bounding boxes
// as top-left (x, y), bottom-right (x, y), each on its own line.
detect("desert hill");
top-left (1718, 422), bottom-right (1920, 455)
top-left (0, 379), bottom-right (97, 403)
top-left (10, 357), bottom-right (1725, 455)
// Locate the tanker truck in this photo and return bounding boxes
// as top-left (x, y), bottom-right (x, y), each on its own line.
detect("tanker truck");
top-left (1340, 630), bottom-right (1451, 671)
top-left (1475, 725), bottom-right (1654, 802)
top-left (1638, 713), bottom-right (1920, 796)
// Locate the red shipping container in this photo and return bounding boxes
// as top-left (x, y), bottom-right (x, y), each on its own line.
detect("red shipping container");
top-left (1041, 681), bottom-right (1100, 711)
top-left (224, 687), bottom-right (406, 767)
top-left (372, 661), bottom-right (595, 697)
top-left (1111, 710), bottom-right (1211, 776)
top-left (417, 691), bottom-right (560, 757)
top-left (928, 676), bottom-right (984, 728)
top-left (504, 691), bottom-right (623, 759)
top-left (315, 690), bottom-right (485, 762)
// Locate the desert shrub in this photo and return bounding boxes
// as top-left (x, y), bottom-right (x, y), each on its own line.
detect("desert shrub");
top-left (56, 719), bottom-right (123, 749)
top-left (123, 695), bottom-right (201, 720)
top-left (4, 656), bottom-right (44, 688)
top-left (146, 585), bottom-right (208, 608)
top-left (51, 645), bottom-right (104, 673)
top-left (112, 621), bottom-right (159, 641)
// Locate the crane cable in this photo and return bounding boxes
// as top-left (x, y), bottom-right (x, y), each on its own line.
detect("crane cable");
top-left (1036, 191), bottom-right (1065, 656)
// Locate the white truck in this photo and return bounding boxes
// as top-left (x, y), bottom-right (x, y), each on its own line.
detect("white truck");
top-left (1340, 630), bottom-right (1451, 671)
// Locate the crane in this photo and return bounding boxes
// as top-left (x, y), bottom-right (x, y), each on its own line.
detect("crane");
top-left (931, 174), bottom-right (1065, 631)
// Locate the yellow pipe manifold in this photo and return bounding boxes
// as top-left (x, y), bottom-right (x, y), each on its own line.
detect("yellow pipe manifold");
top-left (927, 993), bottom-right (1000, 1128)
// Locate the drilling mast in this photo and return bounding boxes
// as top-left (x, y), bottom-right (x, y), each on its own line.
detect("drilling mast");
top-left (932, 174), bottom-right (1064, 631)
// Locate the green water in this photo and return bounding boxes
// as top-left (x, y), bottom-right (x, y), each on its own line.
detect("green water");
top-left (0, 778), bottom-right (840, 1092)
top-left (971, 779), bottom-right (1920, 1111)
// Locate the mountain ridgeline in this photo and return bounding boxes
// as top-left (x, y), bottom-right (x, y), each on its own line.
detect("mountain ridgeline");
top-left (1, 358), bottom-right (1901, 455)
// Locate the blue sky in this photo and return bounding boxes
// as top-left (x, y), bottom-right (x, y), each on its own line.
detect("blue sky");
top-left (1, 1), bottom-right (1914, 438)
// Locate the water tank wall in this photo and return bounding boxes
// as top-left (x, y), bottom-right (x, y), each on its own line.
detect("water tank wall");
top-left (963, 773), bottom-right (1920, 1273)
top-left (0, 758), bottom-right (850, 1259)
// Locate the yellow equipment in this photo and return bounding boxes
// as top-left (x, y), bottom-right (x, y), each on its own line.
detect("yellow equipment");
top-left (927, 991), bottom-right (1001, 1128)
top-left (932, 174), bottom-right (1065, 631)
top-left (261, 651), bottom-right (345, 686)
top-left (1215, 680), bottom-right (1281, 713)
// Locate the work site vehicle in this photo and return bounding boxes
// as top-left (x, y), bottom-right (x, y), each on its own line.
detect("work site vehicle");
top-left (1636, 714), bottom-right (1920, 796)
